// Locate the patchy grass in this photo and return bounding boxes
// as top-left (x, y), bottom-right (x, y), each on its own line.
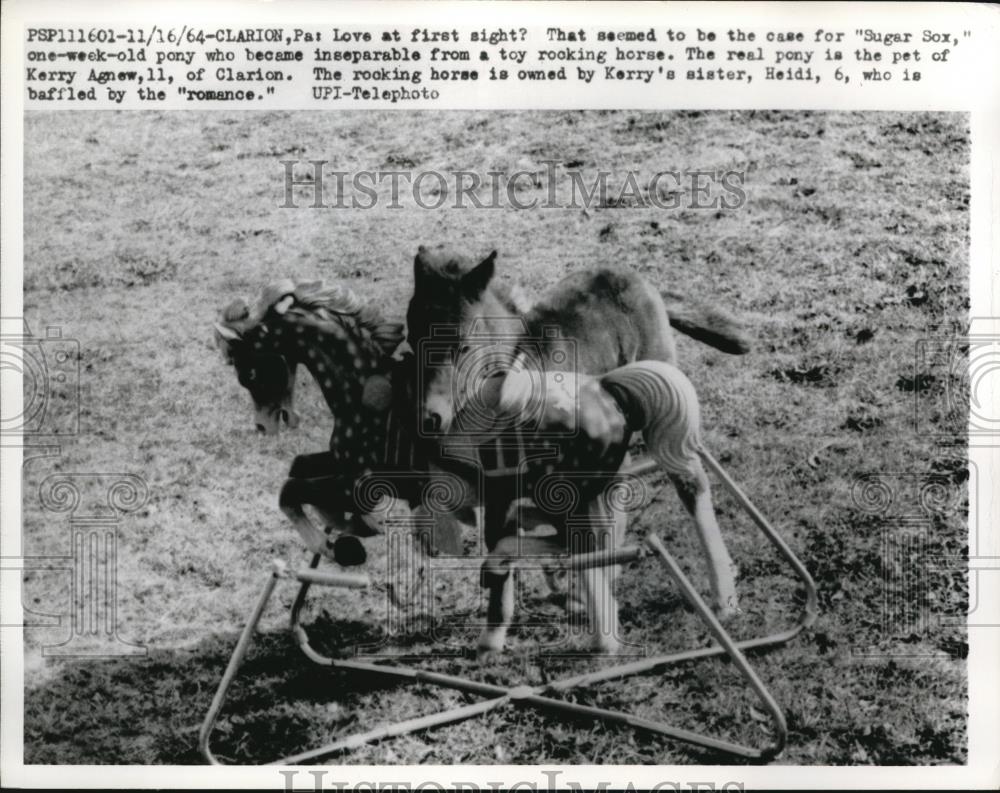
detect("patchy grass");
top-left (21, 110), bottom-right (968, 765)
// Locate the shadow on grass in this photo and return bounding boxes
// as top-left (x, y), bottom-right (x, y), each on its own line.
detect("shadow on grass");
top-left (24, 618), bottom-right (449, 765)
top-left (24, 609), bottom-right (772, 766)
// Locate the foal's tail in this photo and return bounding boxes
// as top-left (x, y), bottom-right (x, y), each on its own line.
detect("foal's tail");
top-left (660, 290), bottom-right (751, 355)
top-left (600, 361), bottom-right (705, 479)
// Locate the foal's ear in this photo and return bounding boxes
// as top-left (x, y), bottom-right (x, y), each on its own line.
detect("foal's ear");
top-left (462, 250), bottom-right (497, 297)
top-left (413, 247), bottom-right (429, 286)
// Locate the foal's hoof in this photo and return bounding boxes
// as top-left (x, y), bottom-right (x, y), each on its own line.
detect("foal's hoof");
top-left (565, 592), bottom-right (587, 618)
top-left (387, 576), bottom-right (425, 609)
top-left (476, 629), bottom-right (507, 663)
top-left (542, 565), bottom-right (566, 595)
top-left (713, 596), bottom-right (743, 623)
top-left (476, 647), bottom-right (501, 664)
top-left (476, 642), bottom-right (505, 664)
top-left (591, 635), bottom-right (623, 656)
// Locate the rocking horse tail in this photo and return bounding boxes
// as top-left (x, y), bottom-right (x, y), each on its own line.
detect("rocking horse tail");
top-left (600, 361), bottom-right (704, 478)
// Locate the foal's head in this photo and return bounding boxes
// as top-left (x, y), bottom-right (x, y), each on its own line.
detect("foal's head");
top-left (406, 245), bottom-right (528, 434)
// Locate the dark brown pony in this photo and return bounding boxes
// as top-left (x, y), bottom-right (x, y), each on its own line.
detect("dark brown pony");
top-left (407, 245), bottom-right (749, 435)
top-left (405, 245), bottom-right (747, 631)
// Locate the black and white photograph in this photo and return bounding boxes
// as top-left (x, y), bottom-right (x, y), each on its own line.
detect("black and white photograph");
top-left (2, 1), bottom-right (998, 789)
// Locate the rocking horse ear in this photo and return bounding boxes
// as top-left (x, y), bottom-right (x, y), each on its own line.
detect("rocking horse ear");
top-left (462, 250), bottom-right (497, 297)
top-left (273, 295), bottom-right (294, 315)
top-left (214, 322), bottom-right (241, 343)
top-left (213, 322), bottom-right (240, 362)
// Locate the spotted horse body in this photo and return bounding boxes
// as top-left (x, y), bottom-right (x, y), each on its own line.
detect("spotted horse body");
top-left (213, 280), bottom-right (456, 600)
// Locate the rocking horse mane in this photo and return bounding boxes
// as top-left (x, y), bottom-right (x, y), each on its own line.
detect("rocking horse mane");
top-left (217, 278), bottom-right (405, 358)
top-left (288, 281), bottom-right (405, 356)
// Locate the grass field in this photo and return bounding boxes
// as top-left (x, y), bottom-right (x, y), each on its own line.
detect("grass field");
top-left (20, 109), bottom-right (969, 765)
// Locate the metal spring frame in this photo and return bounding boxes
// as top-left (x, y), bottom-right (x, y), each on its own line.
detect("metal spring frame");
top-left (199, 449), bottom-right (818, 765)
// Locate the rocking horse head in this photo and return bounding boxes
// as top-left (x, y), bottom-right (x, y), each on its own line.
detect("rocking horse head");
top-left (214, 279), bottom-right (404, 435)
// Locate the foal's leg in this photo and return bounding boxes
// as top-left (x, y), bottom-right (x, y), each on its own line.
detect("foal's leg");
top-left (477, 496), bottom-right (516, 660)
top-left (580, 498), bottom-right (625, 655)
top-left (383, 501), bottom-right (431, 610)
top-left (668, 464), bottom-right (740, 619)
top-left (506, 497), bottom-right (571, 600)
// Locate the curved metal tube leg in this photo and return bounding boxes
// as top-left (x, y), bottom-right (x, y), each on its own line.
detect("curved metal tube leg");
top-left (269, 696), bottom-right (511, 766)
top-left (645, 533), bottom-right (787, 759)
top-left (199, 567), bottom-right (281, 765)
top-left (203, 452), bottom-right (817, 765)
top-left (200, 556), bottom-right (371, 765)
top-left (697, 449), bottom-right (819, 627)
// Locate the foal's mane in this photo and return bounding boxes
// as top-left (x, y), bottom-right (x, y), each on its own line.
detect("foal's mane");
top-left (421, 266), bottom-right (529, 318)
top-left (483, 279), bottom-right (528, 316)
